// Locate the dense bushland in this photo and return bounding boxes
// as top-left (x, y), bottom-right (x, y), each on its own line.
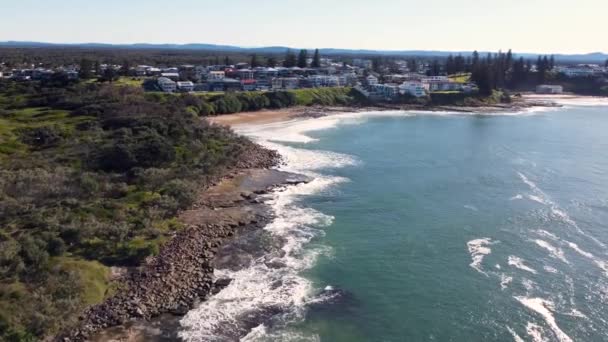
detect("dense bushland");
top-left (0, 80), bottom-right (274, 340)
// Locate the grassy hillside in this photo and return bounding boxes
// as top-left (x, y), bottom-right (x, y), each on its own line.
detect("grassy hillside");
top-left (0, 79), bottom-right (275, 340)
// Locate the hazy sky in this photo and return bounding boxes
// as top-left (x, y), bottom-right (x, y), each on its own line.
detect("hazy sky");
top-left (1, 0), bottom-right (606, 54)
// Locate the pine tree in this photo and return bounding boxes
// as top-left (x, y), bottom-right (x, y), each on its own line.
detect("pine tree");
top-left (250, 54), bottom-right (260, 68)
top-left (445, 55), bottom-right (455, 75)
top-left (472, 50), bottom-right (480, 68)
top-left (297, 49), bottom-right (308, 68)
top-left (605, 59), bottom-right (608, 68)
top-left (549, 55), bottom-right (555, 70)
top-left (283, 49), bottom-right (297, 68)
top-left (120, 59), bottom-right (131, 76)
top-left (311, 49), bottom-right (321, 68)
top-left (407, 58), bottom-right (418, 72)
top-left (429, 60), bottom-right (441, 76)
top-left (224, 56), bottom-right (233, 66)
top-left (79, 58), bottom-right (94, 79)
top-left (267, 57), bottom-right (277, 68)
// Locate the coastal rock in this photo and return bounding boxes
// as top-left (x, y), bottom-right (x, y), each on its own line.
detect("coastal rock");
top-left (57, 168), bottom-right (311, 342)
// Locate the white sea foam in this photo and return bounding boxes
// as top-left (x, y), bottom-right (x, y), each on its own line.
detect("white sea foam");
top-left (544, 266), bottom-right (559, 274)
top-left (522, 278), bottom-right (537, 292)
top-left (464, 204), bottom-right (479, 212)
top-left (507, 326), bottom-right (526, 342)
top-left (565, 241), bottom-right (608, 275)
top-left (242, 325), bottom-right (320, 342)
top-left (180, 116), bottom-right (357, 340)
top-left (535, 230), bottom-right (559, 241)
top-left (534, 240), bottom-right (569, 264)
top-left (525, 322), bottom-right (547, 342)
top-left (501, 274), bottom-right (513, 290)
top-left (515, 297), bottom-right (573, 342)
top-left (525, 95), bottom-right (608, 107)
top-left (508, 256), bottom-right (538, 274)
top-left (467, 238), bottom-right (498, 276)
top-left (518, 172), bottom-right (605, 248)
top-left (510, 194), bottom-right (524, 201)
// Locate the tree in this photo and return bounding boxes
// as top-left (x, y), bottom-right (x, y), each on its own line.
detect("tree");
top-left (428, 60), bottom-right (441, 76)
top-left (283, 49), bottom-right (297, 68)
top-left (549, 55), bottom-right (555, 70)
top-left (407, 58), bottom-right (418, 72)
top-left (79, 58), bottom-right (94, 79)
top-left (250, 54), bottom-right (260, 68)
top-left (224, 56), bottom-right (233, 66)
top-left (266, 57), bottom-right (277, 68)
top-left (100, 67), bottom-right (118, 83)
top-left (297, 49), bottom-right (308, 68)
top-left (472, 50), bottom-right (480, 69)
top-left (311, 49), bottom-right (321, 68)
top-left (605, 59), bottom-right (608, 68)
top-left (120, 59), bottom-right (131, 76)
top-left (445, 55), bottom-right (455, 75)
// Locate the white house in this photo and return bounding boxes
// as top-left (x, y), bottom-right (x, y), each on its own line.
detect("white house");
top-left (272, 77), bottom-right (299, 90)
top-left (158, 77), bottom-right (177, 93)
top-left (558, 66), bottom-right (597, 78)
top-left (399, 82), bottom-right (428, 97)
top-left (366, 75), bottom-right (379, 86)
top-left (536, 85), bottom-right (563, 94)
top-left (208, 71), bottom-right (226, 80)
top-left (160, 72), bottom-right (180, 81)
top-left (176, 81), bottom-right (195, 92)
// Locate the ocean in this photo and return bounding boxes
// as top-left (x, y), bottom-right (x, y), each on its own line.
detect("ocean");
top-left (179, 97), bottom-right (608, 342)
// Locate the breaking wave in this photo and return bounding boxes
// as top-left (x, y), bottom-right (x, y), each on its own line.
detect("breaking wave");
top-left (467, 238), bottom-right (498, 276)
top-left (179, 117), bottom-right (359, 341)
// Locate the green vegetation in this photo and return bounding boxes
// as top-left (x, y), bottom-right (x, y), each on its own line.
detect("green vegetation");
top-left (448, 73), bottom-right (471, 83)
top-left (143, 87), bottom-right (359, 117)
top-left (0, 79), bottom-right (270, 340)
top-left (113, 76), bottom-right (145, 87)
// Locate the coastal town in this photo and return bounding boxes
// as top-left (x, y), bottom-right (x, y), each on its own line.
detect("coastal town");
top-left (2, 52), bottom-right (608, 101)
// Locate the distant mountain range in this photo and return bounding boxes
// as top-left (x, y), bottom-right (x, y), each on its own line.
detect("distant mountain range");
top-left (1, 41), bottom-right (606, 63)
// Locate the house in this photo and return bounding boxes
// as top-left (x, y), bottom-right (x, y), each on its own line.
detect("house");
top-left (158, 77), bottom-right (177, 93)
top-left (66, 70), bottom-right (79, 80)
top-left (399, 82), bottom-right (427, 97)
top-left (536, 85), bottom-right (563, 94)
top-left (241, 79), bottom-right (257, 91)
top-left (176, 81), bottom-right (195, 92)
top-left (161, 72), bottom-right (180, 81)
top-left (366, 75), bottom-right (379, 86)
top-left (135, 65), bottom-right (152, 76)
top-left (272, 77), bottom-right (300, 90)
top-left (353, 59), bottom-right (373, 69)
top-left (208, 71), bottom-right (226, 80)
top-left (308, 75), bottom-right (340, 88)
top-left (557, 65), bottom-right (601, 78)
top-left (371, 84), bottom-right (400, 100)
top-left (236, 69), bottom-right (254, 80)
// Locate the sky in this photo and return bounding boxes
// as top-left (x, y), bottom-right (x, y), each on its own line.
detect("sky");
top-left (1, 0), bottom-right (606, 54)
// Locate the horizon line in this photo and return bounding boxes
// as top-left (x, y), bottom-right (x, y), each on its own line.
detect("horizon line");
top-left (0, 40), bottom-right (606, 57)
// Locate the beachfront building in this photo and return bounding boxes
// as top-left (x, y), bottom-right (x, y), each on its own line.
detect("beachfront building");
top-left (370, 83), bottom-right (400, 100)
top-left (399, 82), bottom-right (428, 97)
top-left (158, 77), bottom-right (177, 92)
top-left (272, 77), bottom-right (300, 90)
top-left (536, 85), bottom-right (563, 94)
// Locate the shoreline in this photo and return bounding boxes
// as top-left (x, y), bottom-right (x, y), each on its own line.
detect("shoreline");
top-left (207, 94), bottom-right (579, 127)
top-left (62, 93), bottom-right (602, 341)
top-left (60, 168), bottom-right (312, 341)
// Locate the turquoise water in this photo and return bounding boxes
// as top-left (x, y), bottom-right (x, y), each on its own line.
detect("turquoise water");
top-left (180, 99), bottom-right (608, 342)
